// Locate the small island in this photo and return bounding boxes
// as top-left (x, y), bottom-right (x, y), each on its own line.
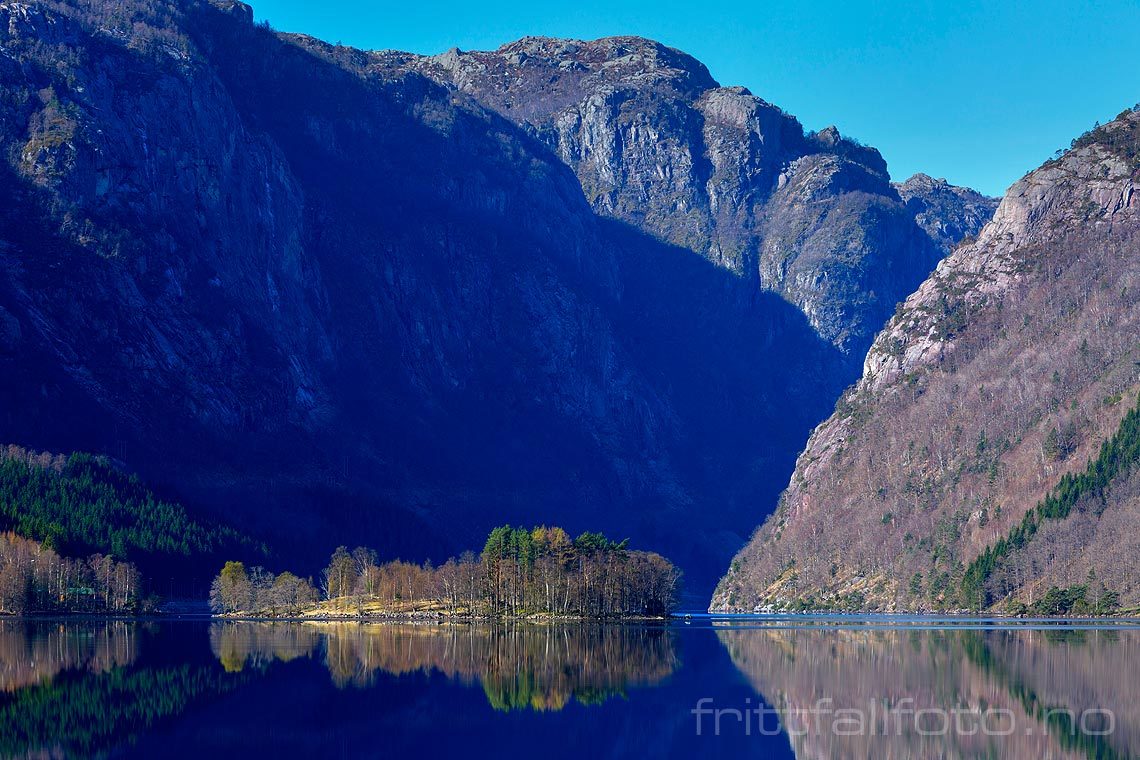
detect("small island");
top-left (209, 525), bottom-right (682, 620)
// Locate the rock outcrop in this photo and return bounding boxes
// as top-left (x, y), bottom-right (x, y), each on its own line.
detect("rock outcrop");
top-left (895, 172), bottom-right (998, 253)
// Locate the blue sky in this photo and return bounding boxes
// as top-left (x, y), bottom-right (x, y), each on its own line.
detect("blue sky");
top-left (250, 0), bottom-right (1139, 197)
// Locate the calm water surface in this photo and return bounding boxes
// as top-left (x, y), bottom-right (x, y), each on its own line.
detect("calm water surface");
top-left (0, 617), bottom-right (1136, 758)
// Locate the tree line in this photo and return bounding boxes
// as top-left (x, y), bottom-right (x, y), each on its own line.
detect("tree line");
top-left (1004, 578), bottom-right (1121, 617)
top-left (961, 395), bottom-right (1140, 610)
top-left (0, 532), bottom-right (142, 614)
top-left (210, 524), bottom-right (681, 618)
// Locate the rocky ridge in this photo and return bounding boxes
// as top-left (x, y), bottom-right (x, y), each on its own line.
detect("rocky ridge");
top-left (406, 36), bottom-right (992, 357)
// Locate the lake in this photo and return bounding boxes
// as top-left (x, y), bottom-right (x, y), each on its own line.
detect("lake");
top-left (0, 616), bottom-right (1136, 758)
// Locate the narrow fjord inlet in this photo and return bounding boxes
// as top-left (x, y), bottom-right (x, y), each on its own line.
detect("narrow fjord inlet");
top-left (0, 0), bottom-right (1138, 756)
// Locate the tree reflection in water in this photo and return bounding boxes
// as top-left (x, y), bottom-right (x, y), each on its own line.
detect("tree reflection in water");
top-left (0, 619), bottom-right (139, 692)
top-left (0, 620), bottom-right (247, 758)
top-left (209, 621), bottom-right (679, 711)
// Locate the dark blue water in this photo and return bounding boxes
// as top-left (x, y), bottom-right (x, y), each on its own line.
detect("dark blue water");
top-left (0, 617), bottom-right (1136, 758)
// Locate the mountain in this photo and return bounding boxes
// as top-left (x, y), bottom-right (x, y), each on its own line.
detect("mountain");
top-left (713, 106), bottom-right (1140, 612)
top-left (895, 173), bottom-right (998, 254)
top-left (0, 0), bottom-right (990, 590)
top-left (410, 36), bottom-right (993, 358)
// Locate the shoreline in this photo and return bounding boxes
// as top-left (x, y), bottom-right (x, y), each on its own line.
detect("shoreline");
top-left (5, 611), bottom-right (1140, 626)
top-left (693, 611), bottom-right (1140, 626)
top-left (703, 608), bottom-right (1140, 619)
top-left (210, 610), bottom-right (672, 624)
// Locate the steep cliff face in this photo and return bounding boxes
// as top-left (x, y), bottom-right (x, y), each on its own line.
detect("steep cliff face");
top-left (714, 107), bottom-right (1140, 612)
top-left (0, 0), bottom-right (855, 586)
top-left (411, 37), bottom-right (987, 357)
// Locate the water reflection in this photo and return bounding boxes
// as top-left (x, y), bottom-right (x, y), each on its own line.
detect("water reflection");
top-left (209, 621), bottom-right (679, 711)
top-left (717, 624), bottom-right (1140, 759)
top-left (0, 621), bottom-right (246, 758)
top-left (0, 618), bottom-right (1134, 758)
top-left (0, 618), bottom-right (138, 691)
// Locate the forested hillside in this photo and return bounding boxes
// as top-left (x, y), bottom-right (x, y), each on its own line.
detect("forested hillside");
top-left (0, 446), bottom-right (259, 561)
top-left (0, 445), bottom-right (263, 607)
top-left (714, 106), bottom-right (1140, 612)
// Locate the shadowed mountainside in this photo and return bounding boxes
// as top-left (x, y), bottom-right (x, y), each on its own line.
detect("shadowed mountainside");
top-left (0, 0), bottom-right (850, 589)
top-left (408, 36), bottom-right (994, 358)
top-left (0, 0), bottom-right (993, 591)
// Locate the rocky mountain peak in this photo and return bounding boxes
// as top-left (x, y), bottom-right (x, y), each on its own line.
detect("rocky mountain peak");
top-left (421, 34), bottom-right (718, 119)
top-left (898, 171), bottom-right (942, 188)
top-left (411, 37), bottom-right (994, 358)
top-left (894, 173), bottom-right (999, 255)
top-left (815, 124), bottom-right (841, 146)
top-left (492, 35), bottom-right (717, 86)
top-left (211, 0), bottom-right (253, 24)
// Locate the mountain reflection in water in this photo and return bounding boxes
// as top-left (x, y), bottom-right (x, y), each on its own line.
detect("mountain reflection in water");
top-left (0, 618), bottom-right (1135, 758)
top-left (717, 622), bottom-right (1140, 759)
top-left (209, 622), bottom-right (678, 711)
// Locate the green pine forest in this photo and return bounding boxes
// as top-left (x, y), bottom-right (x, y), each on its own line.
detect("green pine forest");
top-left (960, 395), bottom-right (1140, 613)
top-left (0, 447), bottom-right (261, 561)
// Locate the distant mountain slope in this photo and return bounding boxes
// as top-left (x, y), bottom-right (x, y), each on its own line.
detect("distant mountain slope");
top-left (410, 37), bottom-right (993, 358)
top-left (714, 106), bottom-right (1140, 612)
top-left (895, 173), bottom-right (999, 253)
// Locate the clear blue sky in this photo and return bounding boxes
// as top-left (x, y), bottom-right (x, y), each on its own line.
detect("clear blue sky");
top-left (250, 0), bottom-right (1139, 197)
